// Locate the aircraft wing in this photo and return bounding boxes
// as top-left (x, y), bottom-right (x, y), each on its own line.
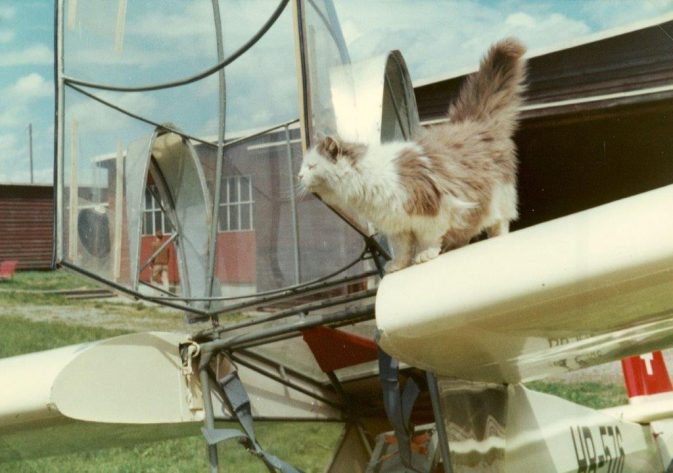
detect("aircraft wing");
top-left (377, 184), bottom-right (673, 384)
top-left (0, 332), bottom-right (339, 462)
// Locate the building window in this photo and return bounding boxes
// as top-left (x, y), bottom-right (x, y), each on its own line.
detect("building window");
top-left (143, 186), bottom-right (173, 235)
top-left (219, 175), bottom-right (254, 232)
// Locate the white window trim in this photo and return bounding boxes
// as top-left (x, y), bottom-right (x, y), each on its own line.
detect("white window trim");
top-left (218, 175), bottom-right (254, 233)
top-left (142, 187), bottom-right (172, 236)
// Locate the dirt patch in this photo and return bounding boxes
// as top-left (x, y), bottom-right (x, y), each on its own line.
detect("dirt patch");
top-left (0, 296), bottom-right (211, 333)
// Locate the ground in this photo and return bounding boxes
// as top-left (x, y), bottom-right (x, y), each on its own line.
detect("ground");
top-left (0, 270), bottom-right (633, 472)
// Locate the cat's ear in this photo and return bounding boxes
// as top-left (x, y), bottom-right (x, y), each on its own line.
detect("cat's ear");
top-left (322, 135), bottom-right (341, 161)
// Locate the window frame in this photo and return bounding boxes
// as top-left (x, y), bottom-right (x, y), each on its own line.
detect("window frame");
top-left (142, 186), bottom-right (172, 236)
top-left (218, 175), bottom-right (254, 233)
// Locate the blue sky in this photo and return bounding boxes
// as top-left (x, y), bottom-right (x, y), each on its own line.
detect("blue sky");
top-left (1, 0), bottom-right (673, 184)
top-left (0, 1), bottom-right (53, 184)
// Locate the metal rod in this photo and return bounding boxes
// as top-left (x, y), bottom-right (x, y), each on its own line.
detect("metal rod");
top-left (53, 0), bottom-right (65, 268)
top-left (426, 372), bottom-right (454, 473)
top-left (197, 269), bottom-right (377, 316)
top-left (200, 303), bottom-right (374, 354)
top-left (147, 175), bottom-right (179, 230)
top-left (326, 371), bottom-right (350, 406)
top-left (28, 123), bottom-right (33, 183)
top-left (67, 81), bottom-right (299, 154)
top-left (147, 248), bottom-right (374, 304)
top-left (58, 260), bottom-right (207, 316)
top-left (199, 354), bottom-right (220, 473)
top-left (291, 0), bottom-right (312, 150)
top-left (285, 125), bottom-right (301, 285)
top-left (62, 0), bottom-right (290, 93)
top-left (229, 353), bottom-right (342, 409)
top-left (205, 0), bottom-right (227, 313)
top-left (68, 118), bottom-right (79, 261)
top-left (138, 279), bottom-right (176, 297)
top-left (196, 288), bottom-right (376, 339)
top-left (221, 118), bottom-right (299, 151)
top-left (213, 311), bottom-right (373, 353)
top-left (237, 348), bottom-right (328, 389)
top-left (139, 232), bottom-right (178, 272)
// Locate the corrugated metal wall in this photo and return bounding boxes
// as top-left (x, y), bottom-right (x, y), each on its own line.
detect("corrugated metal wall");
top-left (0, 185), bottom-right (53, 270)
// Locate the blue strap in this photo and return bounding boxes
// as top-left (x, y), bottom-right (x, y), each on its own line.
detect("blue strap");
top-left (378, 347), bottom-right (422, 472)
top-left (202, 427), bottom-right (247, 445)
top-left (209, 371), bottom-right (305, 473)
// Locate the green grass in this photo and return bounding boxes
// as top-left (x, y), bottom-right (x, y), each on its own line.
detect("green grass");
top-left (528, 380), bottom-right (628, 409)
top-left (0, 270), bottom-right (99, 308)
top-left (0, 270), bottom-right (93, 291)
top-left (0, 315), bottom-right (129, 358)
top-left (0, 270), bottom-right (239, 331)
top-left (5, 423), bottom-right (343, 473)
top-left (0, 316), bottom-right (342, 473)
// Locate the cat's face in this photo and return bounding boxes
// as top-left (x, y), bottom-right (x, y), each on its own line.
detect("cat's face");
top-left (298, 136), bottom-right (347, 195)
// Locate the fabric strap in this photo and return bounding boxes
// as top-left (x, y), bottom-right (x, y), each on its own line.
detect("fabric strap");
top-left (378, 347), bottom-right (423, 472)
top-left (203, 371), bottom-right (304, 473)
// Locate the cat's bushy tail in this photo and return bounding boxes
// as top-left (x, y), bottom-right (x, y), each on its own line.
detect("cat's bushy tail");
top-left (448, 38), bottom-right (526, 134)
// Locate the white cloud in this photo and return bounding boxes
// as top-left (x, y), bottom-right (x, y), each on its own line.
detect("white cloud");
top-left (7, 73), bottom-right (51, 101)
top-left (0, 73), bottom-right (52, 127)
top-left (0, 132), bottom-right (29, 184)
top-left (68, 92), bottom-right (157, 132)
top-left (0, 133), bottom-right (18, 154)
top-left (0, 28), bottom-right (15, 44)
top-left (0, 5), bottom-right (15, 21)
top-left (0, 128), bottom-right (55, 185)
top-left (0, 44), bottom-right (52, 66)
top-left (506, 12), bottom-right (537, 30)
top-left (336, 1), bottom-right (593, 82)
top-left (580, 0), bottom-right (673, 29)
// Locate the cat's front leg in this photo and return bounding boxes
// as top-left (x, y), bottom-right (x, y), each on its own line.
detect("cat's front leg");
top-left (486, 220), bottom-right (509, 238)
top-left (413, 232), bottom-right (442, 265)
top-left (385, 232), bottom-right (414, 273)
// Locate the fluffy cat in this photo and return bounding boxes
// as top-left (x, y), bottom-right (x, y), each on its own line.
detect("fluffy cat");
top-left (299, 38), bottom-right (527, 272)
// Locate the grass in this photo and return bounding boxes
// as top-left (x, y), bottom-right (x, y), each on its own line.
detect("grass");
top-left (6, 423), bottom-right (343, 473)
top-left (0, 269), bottom-right (92, 291)
top-left (0, 270), bottom-right (632, 472)
top-left (0, 271), bottom-right (242, 332)
top-left (527, 380), bottom-right (628, 409)
top-left (0, 315), bottom-right (129, 358)
top-left (0, 315), bottom-right (342, 473)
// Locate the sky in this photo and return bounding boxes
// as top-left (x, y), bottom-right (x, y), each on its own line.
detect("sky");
top-left (1, 0), bottom-right (673, 185)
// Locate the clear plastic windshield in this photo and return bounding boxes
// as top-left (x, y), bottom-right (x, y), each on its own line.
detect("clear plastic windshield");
top-left (56, 0), bottom-right (375, 318)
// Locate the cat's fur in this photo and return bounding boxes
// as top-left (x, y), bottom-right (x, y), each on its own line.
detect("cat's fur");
top-left (299, 38), bottom-right (527, 272)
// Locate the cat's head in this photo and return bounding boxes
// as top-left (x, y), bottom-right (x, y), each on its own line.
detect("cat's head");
top-left (298, 135), bottom-right (365, 195)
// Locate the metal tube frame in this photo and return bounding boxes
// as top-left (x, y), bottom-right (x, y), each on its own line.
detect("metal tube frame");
top-left (138, 231), bottom-right (179, 273)
top-left (62, 0), bottom-right (291, 93)
top-left (196, 302), bottom-right (374, 472)
top-left (285, 124), bottom-right (302, 285)
top-left (205, 0), bottom-right (227, 312)
top-left (53, 0), bottom-right (65, 268)
top-left (148, 247), bottom-right (375, 304)
top-left (195, 287), bottom-right (376, 339)
top-left (228, 352), bottom-right (342, 409)
top-left (427, 372), bottom-right (454, 473)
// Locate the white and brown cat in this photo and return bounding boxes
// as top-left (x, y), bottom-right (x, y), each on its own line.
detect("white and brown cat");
top-left (299, 38), bottom-right (527, 272)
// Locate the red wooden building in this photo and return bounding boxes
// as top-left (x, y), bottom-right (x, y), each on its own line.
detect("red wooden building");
top-left (0, 184), bottom-right (53, 270)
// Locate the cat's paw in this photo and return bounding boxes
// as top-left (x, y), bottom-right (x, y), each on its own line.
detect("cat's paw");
top-left (385, 259), bottom-right (410, 273)
top-left (413, 247), bottom-right (440, 264)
